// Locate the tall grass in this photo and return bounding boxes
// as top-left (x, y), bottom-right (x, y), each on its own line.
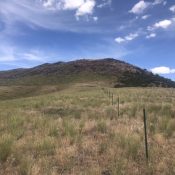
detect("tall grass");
top-left (0, 86), bottom-right (174, 174)
top-left (0, 134), bottom-right (13, 162)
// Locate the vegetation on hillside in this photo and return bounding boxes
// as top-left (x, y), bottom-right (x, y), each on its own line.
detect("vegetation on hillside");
top-left (0, 59), bottom-right (175, 88)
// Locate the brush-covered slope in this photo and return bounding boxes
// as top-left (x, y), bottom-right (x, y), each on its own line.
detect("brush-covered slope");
top-left (0, 58), bottom-right (175, 87)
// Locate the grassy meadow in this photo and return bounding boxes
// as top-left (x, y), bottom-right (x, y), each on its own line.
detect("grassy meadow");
top-left (0, 84), bottom-right (175, 175)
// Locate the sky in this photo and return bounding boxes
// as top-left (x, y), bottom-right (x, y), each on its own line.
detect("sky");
top-left (0, 0), bottom-right (175, 80)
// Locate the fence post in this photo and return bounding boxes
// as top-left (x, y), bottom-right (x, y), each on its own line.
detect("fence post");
top-left (112, 93), bottom-right (114, 105)
top-left (118, 97), bottom-right (120, 117)
top-left (143, 109), bottom-right (149, 162)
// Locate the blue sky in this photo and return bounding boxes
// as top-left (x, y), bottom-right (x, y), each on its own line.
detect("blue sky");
top-left (0, 0), bottom-right (175, 80)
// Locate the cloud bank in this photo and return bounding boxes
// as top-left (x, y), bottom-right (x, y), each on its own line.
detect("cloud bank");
top-left (151, 67), bottom-right (175, 74)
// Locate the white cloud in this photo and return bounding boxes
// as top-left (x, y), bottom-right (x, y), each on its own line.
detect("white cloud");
top-left (0, 0), bottom-right (110, 33)
top-left (97, 0), bottom-right (111, 8)
top-left (129, 1), bottom-right (150, 14)
top-left (125, 33), bottom-right (139, 41)
top-left (41, 0), bottom-right (82, 10)
top-left (170, 5), bottom-right (175, 13)
top-left (152, 0), bottom-right (164, 5)
top-left (115, 33), bottom-right (139, 43)
top-left (0, 42), bottom-right (47, 63)
top-left (154, 19), bottom-right (172, 29)
top-left (41, 0), bottom-right (96, 19)
top-left (141, 14), bottom-right (150, 20)
top-left (148, 19), bottom-right (172, 31)
top-left (43, 0), bottom-right (56, 9)
top-left (115, 37), bottom-right (125, 43)
top-left (76, 0), bottom-right (96, 18)
top-left (151, 67), bottom-right (175, 74)
top-left (93, 16), bottom-right (98, 21)
top-left (22, 51), bottom-right (44, 61)
top-left (62, 0), bottom-right (84, 10)
top-left (146, 33), bottom-right (156, 39)
top-left (163, 1), bottom-right (167, 6)
top-left (129, 0), bottom-right (166, 14)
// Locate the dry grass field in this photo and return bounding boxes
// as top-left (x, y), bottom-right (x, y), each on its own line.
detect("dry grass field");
top-left (0, 84), bottom-right (175, 175)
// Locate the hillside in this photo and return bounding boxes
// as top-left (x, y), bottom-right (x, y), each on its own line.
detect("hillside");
top-left (0, 86), bottom-right (175, 174)
top-left (0, 58), bottom-right (175, 88)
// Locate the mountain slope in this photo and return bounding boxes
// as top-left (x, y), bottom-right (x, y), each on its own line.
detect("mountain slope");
top-left (0, 58), bottom-right (175, 88)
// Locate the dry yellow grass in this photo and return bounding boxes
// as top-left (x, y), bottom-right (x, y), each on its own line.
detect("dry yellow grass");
top-left (0, 84), bottom-right (175, 174)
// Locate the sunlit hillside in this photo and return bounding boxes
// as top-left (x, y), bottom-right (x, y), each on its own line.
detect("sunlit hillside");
top-left (0, 84), bottom-right (175, 175)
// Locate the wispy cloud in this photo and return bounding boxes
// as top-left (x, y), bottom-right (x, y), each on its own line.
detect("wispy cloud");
top-left (97, 0), bottom-right (112, 8)
top-left (151, 66), bottom-right (175, 74)
top-left (75, 0), bottom-right (96, 19)
top-left (0, 0), bottom-right (112, 34)
top-left (20, 51), bottom-right (45, 62)
top-left (146, 33), bottom-right (156, 39)
top-left (147, 19), bottom-right (172, 31)
top-left (115, 37), bottom-right (125, 44)
top-left (141, 14), bottom-right (150, 20)
top-left (40, 0), bottom-right (111, 20)
top-left (152, 0), bottom-right (165, 5)
top-left (0, 45), bottom-right (16, 62)
top-left (93, 16), bottom-right (98, 21)
top-left (115, 33), bottom-right (139, 44)
top-left (129, 0), bottom-right (166, 14)
top-left (170, 5), bottom-right (175, 13)
top-left (129, 1), bottom-right (150, 14)
top-left (41, 0), bottom-right (96, 19)
top-left (154, 20), bottom-right (172, 29)
top-left (0, 43), bottom-right (49, 64)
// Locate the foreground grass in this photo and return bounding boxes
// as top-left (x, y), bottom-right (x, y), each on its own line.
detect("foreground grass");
top-left (0, 84), bottom-right (175, 174)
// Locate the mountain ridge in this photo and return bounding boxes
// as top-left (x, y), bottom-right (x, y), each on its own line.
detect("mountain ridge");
top-left (0, 58), bottom-right (174, 88)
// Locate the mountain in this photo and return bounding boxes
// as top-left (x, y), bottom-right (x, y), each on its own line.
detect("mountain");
top-left (0, 58), bottom-right (175, 88)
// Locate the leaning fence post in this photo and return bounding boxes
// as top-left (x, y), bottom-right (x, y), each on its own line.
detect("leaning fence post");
top-left (143, 109), bottom-right (149, 162)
